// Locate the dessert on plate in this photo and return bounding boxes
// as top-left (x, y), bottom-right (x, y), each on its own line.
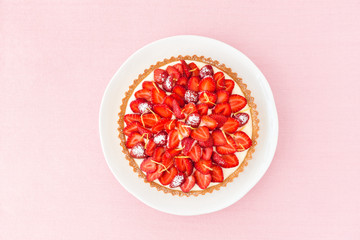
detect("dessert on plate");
top-left (118, 55), bottom-right (259, 196)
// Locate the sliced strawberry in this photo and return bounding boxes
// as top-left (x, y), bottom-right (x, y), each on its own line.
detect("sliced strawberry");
top-left (142, 113), bottom-right (160, 127)
top-left (161, 152), bottom-right (174, 169)
top-left (233, 131), bottom-right (252, 151)
top-left (195, 159), bottom-right (212, 174)
top-left (137, 125), bottom-right (152, 139)
top-left (187, 76), bottom-right (200, 92)
top-left (189, 62), bottom-right (200, 77)
top-left (229, 94), bottom-right (247, 113)
top-left (151, 118), bottom-right (169, 133)
top-left (123, 122), bottom-right (141, 136)
top-left (200, 115), bottom-right (218, 130)
top-left (216, 90), bottom-right (230, 103)
top-left (166, 148), bottom-right (182, 157)
top-left (212, 152), bottom-right (239, 168)
top-left (209, 113), bottom-right (227, 128)
top-left (130, 98), bottom-right (146, 113)
top-left (185, 112), bottom-right (201, 128)
top-left (135, 88), bottom-right (152, 101)
top-left (180, 175), bottom-right (196, 193)
top-left (183, 158), bottom-right (193, 176)
top-left (199, 65), bottom-right (214, 78)
top-left (153, 104), bottom-right (173, 118)
top-left (169, 171), bottom-right (186, 188)
top-left (174, 63), bottom-right (184, 76)
top-left (162, 75), bottom-right (175, 92)
top-left (199, 77), bottom-right (216, 92)
top-left (199, 91), bottom-right (217, 107)
top-left (184, 90), bottom-right (199, 103)
top-left (188, 143), bottom-right (201, 162)
top-left (152, 146), bottom-right (165, 162)
top-left (164, 119), bottom-right (177, 132)
top-left (151, 87), bottom-right (167, 105)
top-left (196, 103), bottom-right (208, 115)
top-left (137, 102), bottom-right (153, 114)
top-left (172, 98), bottom-right (185, 119)
top-left (214, 72), bottom-right (225, 90)
top-left (126, 132), bottom-right (144, 148)
top-left (211, 129), bottom-right (227, 146)
top-left (142, 81), bottom-right (160, 91)
top-left (154, 69), bottom-right (168, 83)
top-left (211, 165), bottom-right (224, 182)
top-left (129, 142), bottom-right (146, 158)
top-left (153, 130), bottom-right (167, 146)
top-left (170, 93), bottom-right (185, 107)
top-left (124, 114), bottom-right (141, 125)
top-left (167, 129), bottom-right (180, 149)
top-left (194, 170), bottom-right (211, 189)
top-left (140, 157), bottom-right (157, 173)
top-left (180, 60), bottom-right (191, 78)
top-left (172, 85), bottom-right (186, 98)
top-left (146, 165), bottom-right (164, 182)
top-left (175, 156), bottom-right (186, 172)
top-left (233, 112), bottom-right (249, 127)
top-left (201, 147), bottom-right (213, 161)
top-left (198, 137), bottom-right (213, 148)
top-left (222, 117), bottom-right (240, 133)
top-left (191, 126), bottom-right (210, 141)
top-left (177, 121), bottom-right (191, 139)
top-left (181, 137), bottom-right (196, 155)
top-left (163, 95), bottom-right (175, 109)
top-left (166, 65), bottom-right (181, 80)
top-left (224, 79), bottom-right (235, 94)
top-left (145, 138), bottom-right (156, 156)
top-left (177, 76), bottom-right (188, 87)
top-left (183, 102), bottom-right (197, 115)
top-left (216, 136), bottom-right (237, 155)
top-left (213, 102), bottom-right (232, 117)
top-left (159, 166), bottom-right (177, 186)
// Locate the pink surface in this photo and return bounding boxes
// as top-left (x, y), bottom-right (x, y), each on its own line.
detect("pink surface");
top-left (1, 0), bottom-right (360, 239)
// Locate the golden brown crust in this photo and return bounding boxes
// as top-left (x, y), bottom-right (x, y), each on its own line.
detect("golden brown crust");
top-left (117, 55), bottom-right (259, 197)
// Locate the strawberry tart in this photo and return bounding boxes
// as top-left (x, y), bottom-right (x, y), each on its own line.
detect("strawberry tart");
top-left (118, 55), bottom-right (259, 196)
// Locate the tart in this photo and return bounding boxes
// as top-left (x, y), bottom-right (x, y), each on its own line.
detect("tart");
top-left (118, 55), bottom-right (259, 196)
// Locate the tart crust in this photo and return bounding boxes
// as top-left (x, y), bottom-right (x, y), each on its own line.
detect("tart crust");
top-left (118, 55), bottom-right (259, 197)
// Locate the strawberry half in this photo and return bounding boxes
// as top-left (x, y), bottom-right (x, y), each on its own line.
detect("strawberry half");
top-left (145, 138), bottom-right (156, 156)
top-left (170, 93), bottom-right (185, 107)
top-left (194, 170), bottom-right (212, 189)
top-left (153, 104), bottom-right (173, 118)
top-left (188, 143), bottom-right (201, 162)
top-left (130, 98), bottom-right (147, 113)
top-left (124, 114), bottom-right (141, 125)
top-left (173, 63), bottom-right (184, 77)
top-left (191, 126), bottom-right (210, 142)
top-left (135, 88), bottom-right (152, 101)
top-left (211, 129), bottom-right (227, 146)
top-left (126, 132), bottom-right (144, 148)
top-left (154, 69), bottom-right (168, 83)
top-left (123, 121), bottom-right (141, 136)
top-left (195, 159), bottom-right (212, 174)
top-left (177, 121), bottom-right (191, 139)
top-left (214, 72), bottom-right (225, 90)
top-left (211, 165), bottom-right (224, 182)
top-left (140, 157), bottom-right (157, 173)
top-left (222, 117), bottom-right (240, 133)
top-left (151, 87), bottom-right (167, 105)
top-left (180, 175), bottom-right (196, 193)
top-left (163, 95), bottom-right (175, 109)
top-left (146, 165), bottom-right (164, 182)
top-left (224, 79), bottom-right (235, 94)
top-left (216, 135), bottom-right (237, 155)
top-left (167, 129), bottom-right (180, 149)
top-left (212, 152), bottom-right (239, 168)
top-left (159, 167), bottom-right (178, 186)
top-left (172, 85), bottom-right (186, 98)
top-left (199, 91), bottom-right (217, 107)
top-left (177, 77), bottom-right (188, 87)
top-left (199, 77), bottom-right (216, 92)
top-left (216, 90), bottom-right (230, 103)
top-left (169, 171), bottom-right (186, 188)
top-left (233, 112), bottom-right (250, 127)
top-left (187, 76), bottom-right (200, 92)
top-left (181, 60), bottom-right (191, 78)
top-left (166, 66), bottom-right (181, 80)
top-left (142, 113), bottom-right (160, 127)
top-left (183, 102), bottom-right (197, 115)
top-left (142, 81), bottom-right (160, 91)
top-left (164, 119), bottom-right (177, 132)
top-left (152, 146), bottom-right (165, 163)
top-left (233, 131), bottom-right (252, 151)
top-left (151, 118), bottom-right (169, 133)
top-left (200, 115), bottom-right (218, 130)
top-left (201, 147), bottom-right (213, 161)
top-left (181, 137), bottom-right (196, 155)
top-left (188, 62), bottom-right (200, 77)
top-left (172, 98), bottom-right (185, 119)
top-left (209, 113), bottom-right (227, 128)
top-left (197, 103), bottom-right (209, 115)
top-left (213, 102), bottom-right (232, 117)
top-left (229, 94), bottom-right (247, 113)
top-left (198, 136), bottom-right (213, 148)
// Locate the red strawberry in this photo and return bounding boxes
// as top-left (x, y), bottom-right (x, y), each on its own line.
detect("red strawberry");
top-left (213, 102), bottom-right (232, 117)
top-left (199, 91), bottom-right (217, 107)
top-left (163, 95), bottom-right (175, 109)
top-left (224, 79), bottom-right (235, 94)
top-left (194, 170), bottom-right (211, 189)
top-left (164, 119), bottom-right (177, 132)
top-left (142, 113), bottom-right (160, 127)
top-left (123, 122), bottom-right (141, 136)
top-left (214, 72), bottom-right (225, 90)
top-left (211, 129), bottom-right (227, 146)
top-left (188, 143), bottom-right (202, 162)
top-left (129, 142), bottom-right (146, 158)
top-left (137, 102), bottom-right (153, 114)
top-left (177, 77), bottom-right (188, 87)
top-left (172, 85), bottom-right (186, 98)
top-left (170, 171), bottom-right (186, 188)
top-left (180, 175), bottom-right (196, 193)
top-left (196, 103), bottom-right (208, 115)
top-left (145, 138), bottom-right (156, 156)
top-left (172, 98), bottom-right (185, 119)
top-left (233, 131), bottom-right (252, 151)
top-left (222, 117), bottom-right (240, 133)
top-left (126, 132), bottom-right (144, 148)
top-left (199, 65), bottom-right (214, 78)
top-left (166, 148), bottom-right (182, 157)
top-left (175, 156), bottom-right (186, 172)
top-left (173, 63), bottom-right (184, 77)
top-left (183, 158), bottom-right (194, 176)
top-left (200, 115), bottom-right (218, 130)
top-left (177, 121), bottom-right (191, 139)
top-left (183, 102), bottom-right (197, 115)
top-left (151, 118), bottom-right (169, 133)
top-left (184, 90), bottom-right (199, 103)
top-left (152, 146), bottom-right (165, 162)
top-left (216, 90), bottom-right (230, 103)
top-left (146, 165), bottom-right (164, 182)
top-left (212, 152), bottom-right (239, 168)
top-left (201, 147), bottom-right (213, 161)
top-left (142, 81), bottom-right (160, 91)
top-left (161, 152), bottom-right (174, 169)
top-left (229, 94), bottom-right (247, 113)
top-left (137, 125), bottom-right (152, 138)
top-left (198, 137), bottom-right (213, 148)
top-left (159, 167), bottom-right (178, 186)
top-left (153, 104), bottom-right (173, 118)
top-left (189, 62), bottom-right (200, 77)
top-left (195, 159), bottom-right (212, 174)
top-left (140, 157), bottom-right (157, 173)
top-left (167, 129), bottom-right (180, 149)
top-left (135, 88), bottom-right (152, 101)
top-left (188, 76), bottom-right (200, 92)
top-left (181, 60), bottom-right (191, 78)
top-left (209, 114), bottom-right (227, 128)
top-left (162, 75), bottom-right (175, 92)
top-left (151, 87), bottom-right (167, 104)
top-left (191, 126), bottom-right (210, 141)
top-left (199, 77), bottom-right (216, 92)
top-left (233, 112), bottom-right (250, 127)
top-left (154, 69), bottom-right (168, 83)
top-left (216, 136), bottom-right (237, 155)
top-left (130, 98), bottom-right (147, 113)
top-left (153, 130), bottom-right (167, 146)
top-left (185, 112), bottom-right (201, 128)
top-left (181, 137), bottom-right (196, 155)
top-left (170, 93), bottom-right (185, 107)
top-left (166, 66), bottom-right (181, 80)
top-left (211, 165), bottom-right (224, 182)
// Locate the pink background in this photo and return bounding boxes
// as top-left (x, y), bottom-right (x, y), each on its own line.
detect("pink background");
top-left (1, 0), bottom-right (360, 239)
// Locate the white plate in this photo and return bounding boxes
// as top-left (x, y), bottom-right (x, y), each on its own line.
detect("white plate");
top-left (99, 35), bottom-right (278, 216)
